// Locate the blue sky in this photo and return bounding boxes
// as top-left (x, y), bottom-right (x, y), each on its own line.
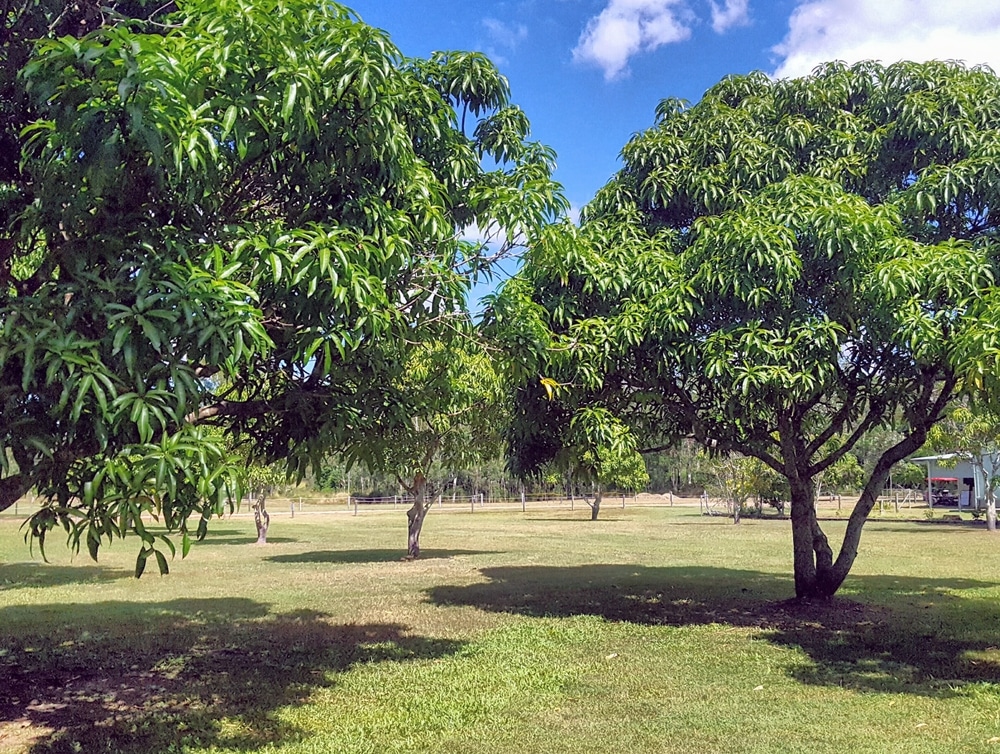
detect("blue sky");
top-left (349, 0), bottom-right (1000, 214)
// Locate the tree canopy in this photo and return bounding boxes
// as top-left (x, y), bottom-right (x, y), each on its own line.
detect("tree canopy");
top-left (494, 60), bottom-right (1000, 599)
top-left (1, 0), bottom-right (565, 567)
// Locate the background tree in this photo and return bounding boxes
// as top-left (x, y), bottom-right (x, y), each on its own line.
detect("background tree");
top-left (559, 407), bottom-right (648, 521)
top-left (705, 453), bottom-right (784, 522)
top-left (2, 0), bottom-right (564, 570)
top-left (928, 402), bottom-right (1000, 531)
top-left (495, 60), bottom-right (1000, 600)
top-left (238, 457), bottom-right (288, 545)
top-left (501, 373), bottom-right (648, 520)
top-left (348, 340), bottom-right (508, 559)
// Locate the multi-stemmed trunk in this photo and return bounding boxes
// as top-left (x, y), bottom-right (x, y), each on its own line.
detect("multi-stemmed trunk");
top-left (788, 478), bottom-right (840, 599)
top-left (786, 429), bottom-right (931, 600)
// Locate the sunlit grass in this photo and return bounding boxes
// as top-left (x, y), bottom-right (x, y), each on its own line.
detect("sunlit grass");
top-left (2, 506), bottom-right (1000, 753)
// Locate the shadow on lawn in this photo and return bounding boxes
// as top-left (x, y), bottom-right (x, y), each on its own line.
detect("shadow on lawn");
top-left (428, 564), bottom-right (1000, 697)
top-left (210, 536), bottom-right (300, 546)
top-left (0, 597), bottom-right (461, 753)
top-left (0, 562), bottom-right (132, 590)
top-left (266, 548), bottom-right (497, 564)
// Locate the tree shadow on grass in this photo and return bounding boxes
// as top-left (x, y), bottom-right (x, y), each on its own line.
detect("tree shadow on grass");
top-left (865, 521), bottom-right (988, 533)
top-left (0, 563), bottom-right (133, 591)
top-left (210, 536), bottom-right (300, 546)
top-left (0, 598), bottom-right (462, 753)
top-left (427, 564), bottom-right (1000, 698)
top-left (265, 548), bottom-right (498, 565)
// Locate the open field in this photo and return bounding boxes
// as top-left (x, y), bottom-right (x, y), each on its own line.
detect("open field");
top-left (2, 506), bottom-right (1000, 753)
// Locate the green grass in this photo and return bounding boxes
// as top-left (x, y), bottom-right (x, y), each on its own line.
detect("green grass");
top-left (2, 506), bottom-right (1000, 753)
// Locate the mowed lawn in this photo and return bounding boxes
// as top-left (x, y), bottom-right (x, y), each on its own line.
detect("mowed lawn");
top-left (2, 505), bottom-right (1000, 753)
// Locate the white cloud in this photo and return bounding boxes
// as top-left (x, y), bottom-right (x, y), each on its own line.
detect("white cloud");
top-left (709, 0), bottom-right (749, 33)
top-left (773, 0), bottom-right (1000, 79)
top-left (574, 0), bottom-right (750, 80)
top-left (573, 0), bottom-right (694, 80)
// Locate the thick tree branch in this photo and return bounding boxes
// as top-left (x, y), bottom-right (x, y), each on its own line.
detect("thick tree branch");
top-left (188, 399), bottom-right (273, 424)
top-left (0, 474), bottom-right (31, 513)
top-left (808, 398), bottom-right (887, 477)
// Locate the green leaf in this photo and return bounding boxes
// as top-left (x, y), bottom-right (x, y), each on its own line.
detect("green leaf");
top-left (135, 548), bottom-right (150, 579)
top-left (282, 81), bottom-right (298, 122)
top-left (154, 549), bottom-right (169, 575)
top-left (221, 105), bottom-right (238, 139)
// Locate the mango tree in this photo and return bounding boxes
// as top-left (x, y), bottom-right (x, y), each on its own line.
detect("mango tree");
top-left (497, 61), bottom-right (1000, 600)
top-left (345, 340), bottom-right (506, 559)
top-left (2, 0), bottom-right (564, 571)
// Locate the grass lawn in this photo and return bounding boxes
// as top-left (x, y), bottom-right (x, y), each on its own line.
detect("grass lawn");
top-left (1, 505), bottom-right (1000, 753)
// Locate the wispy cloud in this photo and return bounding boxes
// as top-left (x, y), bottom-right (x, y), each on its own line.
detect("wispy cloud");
top-left (482, 17), bottom-right (528, 64)
top-left (709, 0), bottom-right (749, 33)
top-left (773, 0), bottom-right (1000, 79)
top-left (573, 0), bottom-right (749, 81)
top-left (483, 17), bottom-right (529, 50)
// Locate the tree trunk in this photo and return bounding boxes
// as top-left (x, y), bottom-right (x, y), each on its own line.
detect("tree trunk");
top-left (590, 486), bottom-right (602, 521)
top-left (987, 489), bottom-right (997, 532)
top-left (404, 474), bottom-right (429, 560)
top-left (779, 376), bottom-right (952, 601)
top-left (253, 491), bottom-right (269, 544)
top-left (788, 478), bottom-right (838, 600)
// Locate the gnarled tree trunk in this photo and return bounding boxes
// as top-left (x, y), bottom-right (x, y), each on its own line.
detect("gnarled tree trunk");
top-left (253, 491), bottom-right (269, 544)
top-left (787, 425), bottom-right (935, 600)
top-left (789, 478), bottom-right (839, 599)
top-left (404, 473), bottom-right (430, 560)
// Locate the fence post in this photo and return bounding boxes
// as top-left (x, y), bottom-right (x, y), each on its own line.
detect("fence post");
top-left (521, 488), bottom-right (526, 513)
top-left (669, 491), bottom-right (673, 507)
top-left (622, 492), bottom-right (626, 508)
top-left (353, 496), bottom-right (358, 516)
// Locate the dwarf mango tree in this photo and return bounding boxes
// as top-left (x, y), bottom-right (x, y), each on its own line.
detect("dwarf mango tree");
top-left (498, 60), bottom-right (1000, 600)
top-left (347, 340), bottom-right (507, 559)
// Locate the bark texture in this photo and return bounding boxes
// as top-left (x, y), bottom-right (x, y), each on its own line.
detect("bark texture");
top-left (253, 492), bottom-right (269, 544)
top-left (0, 474), bottom-right (30, 513)
top-left (588, 486), bottom-right (602, 521)
top-left (404, 473), bottom-right (429, 559)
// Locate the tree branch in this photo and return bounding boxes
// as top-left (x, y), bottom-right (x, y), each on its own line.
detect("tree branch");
top-left (808, 398), bottom-right (887, 477)
top-left (0, 474), bottom-right (31, 513)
